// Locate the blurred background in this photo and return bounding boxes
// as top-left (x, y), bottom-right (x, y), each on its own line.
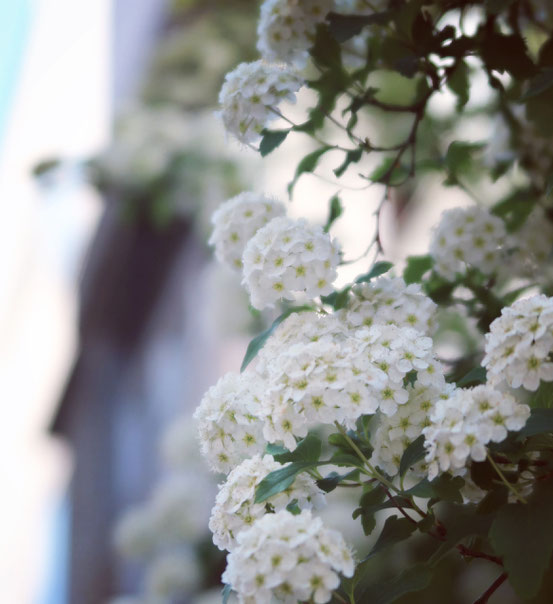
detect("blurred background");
top-left (0, 1), bottom-right (523, 603)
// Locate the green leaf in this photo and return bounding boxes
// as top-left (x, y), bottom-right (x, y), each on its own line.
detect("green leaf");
top-left (222, 584), bottom-right (232, 604)
top-left (447, 60), bottom-right (470, 109)
top-left (399, 435), bottom-right (426, 477)
top-left (368, 156), bottom-right (409, 184)
top-left (317, 470), bottom-right (359, 493)
top-left (403, 255), bottom-right (434, 284)
top-left (356, 563), bottom-right (434, 603)
top-left (470, 459), bottom-right (497, 491)
top-left (522, 67), bottom-right (553, 101)
top-left (403, 479), bottom-right (435, 499)
top-left (366, 516), bottom-right (417, 559)
top-left (429, 474), bottom-right (464, 503)
top-left (489, 482), bottom-right (553, 598)
top-left (324, 194), bottom-right (343, 232)
top-left (271, 433), bottom-right (322, 464)
top-left (457, 366), bottom-right (487, 387)
top-left (518, 408), bottom-right (553, 438)
top-left (326, 11), bottom-right (391, 43)
top-left (241, 305), bottom-right (314, 371)
top-left (355, 485), bottom-right (387, 535)
top-left (491, 188), bottom-right (537, 232)
top-left (255, 462), bottom-right (316, 503)
top-left (481, 31), bottom-right (536, 80)
top-left (320, 286), bottom-right (351, 310)
top-left (286, 499), bottom-right (301, 515)
top-left (334, 148), bottom-right (363, 178)
top-left (310, 24), bottom-right (342, 69)
top-left (355, 261), bottom-right (393, 283)
top-left (288, 146), bottom-right (332, 197)
top-left (444, 140), bottom-right (485, 181)
top-left (259, 129), bottom-right (289, 157)
top-left (476, 486), bottom-right (508, 514)
top-left (529, 381), bottom-right (553, 409)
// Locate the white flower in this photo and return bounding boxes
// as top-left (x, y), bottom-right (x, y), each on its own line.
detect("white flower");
top-left (242, 216), bottom-right (341, 309)
top-left (209, 455), bottom-right (325, 552)
top-left (218, 60), bottom-right (302, 144)
top-left (429, 206), bottom-right (508, 281)
top-left (257, 0), bottom-right (334, 67)
top-left (209, 192), bottom-right (286, 271)
top-left (339, 276), bottom-right (437, 335)
top-left (222, 510), bottom-right (354, 604)
top-left (483, 294), bottom-right (553, 392)
top-left (195, 371), bottom-right (267, 474)
top-left (144, 551), bottom-right (200, 599)
top-left (113, 505), bottom-right (159, 559)
top-left (423, 384), bottom-right (530, 480)
top-left (370, 380), bottom-right (453, 477)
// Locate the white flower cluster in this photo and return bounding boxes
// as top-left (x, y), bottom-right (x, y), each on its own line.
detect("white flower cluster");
top-left (209, 192), bottom-right (286, 271)
top-left (222, 509), bottom-right (354, 604)
top-left (242, 216), bottom-right (341, 309)
top-left (339, 276), bottom-right (437, 335)
top-left (429, 206), bottom-right (508, 281)
top-left (483, 294), bottom-right (553, 391)
top-left (252, 312), bottom-right (438, 449)
top-left (209, 455), bottom-right (325, 551)
top-left (423, 385), bottom-right (530, 480)
top-left (218, 60), bottom-right (302, 144)
top-left (194, 371), bottom-right (266, 474)
top-left (257, 0), bottom-right (333, 66)
top-left (371, 380), bottom-right (453, 477)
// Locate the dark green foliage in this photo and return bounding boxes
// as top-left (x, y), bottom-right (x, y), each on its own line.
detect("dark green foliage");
top-left (259, 129), bottom-right (289, 156)
top-left (403, 255), bottom-right (434, 284)
top-left (399, 435), bottom-right (426, 477)
top-left (324, 194), bottom-right (343, 231)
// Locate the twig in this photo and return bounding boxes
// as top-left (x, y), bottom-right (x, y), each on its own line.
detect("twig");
top-left (473, 572), bottom-right (508, 604)
top-left (486, 451), bottom-right (527, 504)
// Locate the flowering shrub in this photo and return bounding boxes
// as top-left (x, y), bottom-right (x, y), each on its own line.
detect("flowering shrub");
top-left (197, 1), bottom-right (553, 603)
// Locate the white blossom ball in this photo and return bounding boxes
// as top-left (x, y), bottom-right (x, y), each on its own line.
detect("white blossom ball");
top-left (423, 384), bottom-right (530, 480)
top-left (242, 216), bottom-right (341, 309)
top-left (257, 0), bottom-right (333, 67)
top-left (483, 294), bottom-right (553, 391)
top-left (194, 371), bottom-right (267, 474)
top-left (371, 380), bottom-right (454, 477)
top-left (339, 276), bottom-right (437, 335)
top-left (222, 509), bottom-right (354, 604)
top-left (209, 454), bottom-right (325, 552)
top-left (113, 505), bottom-right (159, 559)
top-left (209, 192), bottom-right (286, 271)
top-left (144, 551), bottom-right (200, 600)
top-left (218, 60), bottom-right (302, 144)
top-left (429, 206), bottom-right (508, 281)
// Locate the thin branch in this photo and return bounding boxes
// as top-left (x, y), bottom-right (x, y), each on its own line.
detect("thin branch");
top-left (473, 573), bottom-right (508, 604)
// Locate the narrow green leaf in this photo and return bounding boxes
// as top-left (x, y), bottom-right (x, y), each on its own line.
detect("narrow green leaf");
top-left (518, 408), bottom-right (553, 438)
top-left (254, 462), bottom-right (316, 503)
top-left (317, 470), bottom-right (359, 493)
top-left (399, 435), bottom-right (426, 477)
top-left (489, 482), bottom-right (553, 598)
top-left (529, 381), bottom-right (553, 409)
top-left (334, 148), bottom-right (363, 178)
top-left (403, 479), bottom-right (434, 499)
top-left (241, 306), bottom-right (314, 372)
top-left (321, 286), bottom-right (351, 310)
top-left (288, 146), bottom-right (332, 197)
top-left (368, 156), bottom-right (409, 184)
top-left (222, 584), bottom-right (232, 604)
top-left (355, 261), bottom-right (393, 283)
top-left (367, 516), bottom-right (417, 559)
top-left (447, 60), bottom-right (470, 109)
top-left (324, 194), bottom-right (343, 232)
top-left (271, 433), bottom-right (322, 464)
top-left (457, 366), bottom-right (487, 387)
top-left (403, 255), bottom-right (434, 284)
top-left (259, 129), bottom-right (289, 157)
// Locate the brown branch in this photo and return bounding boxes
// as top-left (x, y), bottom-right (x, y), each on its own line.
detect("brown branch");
top-left (457, 544), bottom-right (503, 567)
top-left (473, 573), bottom-right (508, 604)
